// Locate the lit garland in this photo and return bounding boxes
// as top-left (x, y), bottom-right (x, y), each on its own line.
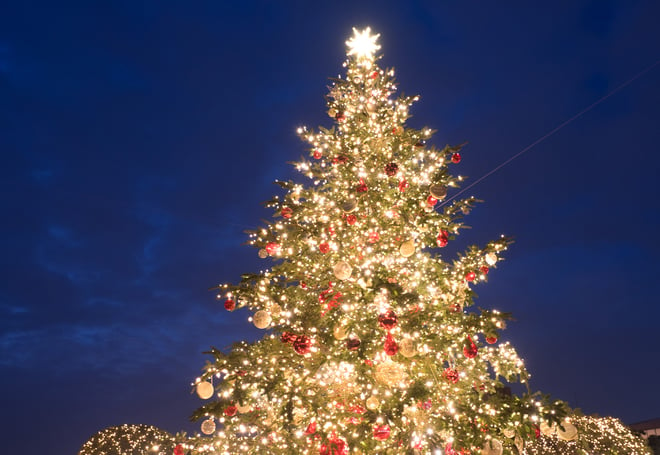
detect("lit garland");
top-left (172, 28), bottom-right (645, 455)
top-left (79, 424), bottom-right (176, 455)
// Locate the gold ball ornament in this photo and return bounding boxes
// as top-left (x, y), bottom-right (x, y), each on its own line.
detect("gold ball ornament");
top-left (201, 418), bottom-right (216, 435)
top-left (269, 303), bottom-right (282, 317)
top-left (485, 252), bottom-right (498, 266)
top-left (399, 240), bottom-right (415, 258)
top-left (502, 428), bottom-right (515, 439)
top-left (480, 439), bottom-right (503, 455)
top-left (236, 403), bottom-right (252, 414)
top-left (557, 421), bottom-right (578, 441)
top-left (333, 261), bottom-right (352, 280)
top-left (333, 324), bottom-right (348, 340)
top-left (374, 359), bottom-right (408, 387)
top-left (399, 338), bottom-right (416, 357)
top-left (258, 248), bottom-right (268, 259)
top-left (429, 184), bottom-right (447, 200)
top-left (366, 396), bottom-right (380, 410)
top-left (328, 108), bottom-right (337, 118)
top-left (253, 310), bottom-right (272, 329)
top-left (540, 421), bottom-right (555, 436)
top-left (196, 381), bottom-right (214, 399)
top-left (341, 199), bottom-right (358, 213)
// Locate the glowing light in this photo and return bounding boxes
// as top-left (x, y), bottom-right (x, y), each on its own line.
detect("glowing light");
top-left (345, 27), bottom-right (381, 60)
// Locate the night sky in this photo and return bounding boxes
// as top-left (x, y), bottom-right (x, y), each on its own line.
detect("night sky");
top-left (2, 1), bottom-right (660, 454)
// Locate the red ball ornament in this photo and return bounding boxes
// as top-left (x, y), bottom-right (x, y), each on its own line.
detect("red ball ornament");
top-left (265, 242), bottom-right (280, 256)
top-left (398, 179), bottom-right (409, 192)
top-left (313, 150), bottom-right (322, 159)
top-left (443, 367), bottom-right (459, 384)
top-left (305, 421), bottom-right (317, 435)
top-left (174, 444), bottom-right (184, 455)
top-left (463, 336), bottom-right (478, 359)
top-left (485, 336), bottom-right (498, 344)
top-left (427, 195), bottom-right (438, 206)
top-left (320, 435), bottom-right (347, 455)
top-left (534, 425), bottom-right (541, 438)
top-left (319, 242), bottom-right (330, 254)
top-left (385, 162), bottom-right (399, 176)
top-left (346, 214), bottom-right (357, 225)
top-left (346, 337), bottom-right (361, 351)
top-left (480, 266), bottom-right (489, 275)
top-left (373, 424), bottom-right (391, 441)
top-left (378, 310), bottom-right (398, 330)
top-left (356, 181), bottom-right (368, 193)
top-left (224, 299), bottom-right (236, 311)
top-left (368, 231), bottom-right (380, 243)
top-left (224, 405), bottom-right (238, 417)
top-left (384, 332), bottom-right (398, 356)
top-left (437, 231), bottom-right (449, 247)
top-left (335, 112), bottom-right (346, 122)
top-left (281, 332), bottom-right (297, 344)
top-left (465, 271), bottom-right (476, 282)
top-left (294, 335), bottom-right (313, 355)
top-left (451, 152), bottom-right (462, 163)
top-left (281, 207), bottom-right (293, 219)
top-left (370, 71), bottom-right (379, 79)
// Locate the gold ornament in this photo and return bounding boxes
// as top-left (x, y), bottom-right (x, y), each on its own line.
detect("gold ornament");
top-left (341, 199), bottom-right (358, 213)
top-left (429, 184), bottom-right (447, 200)
top-left (253, 310), bottom-right (272, 329)
top-left (399, 338), bottom-right (416, 357)
top-left (374, 359), bottom-right (408, 387)
top-left (236, 402), bottom-right (252, 414)
top-left (501, 428), bottom-right (515, 439)
top-left (399, 240), bottom-right (415, 258)
top-left (328, 108), bottom-right (337, 118)
top-left (365, 396), bottom-right (380, 410)
top-left (333, 324), bottom-right (348, 340)
top-left (201, 418), bottom-right (216, 435)
top-left (557, 421), bottom-right (578, 441)
top-left (333, 261), bottom-right (352, 280)
top-left (269, 303), bottom-right (282, 317)
top-left (480, 439), bottom-right (503, 455)
top-left (258, 249), bottom-right (268, 258)
top-left (196, 381), bottom-right (214, 399)
top-left (540, 421), bottom-right (555, 436)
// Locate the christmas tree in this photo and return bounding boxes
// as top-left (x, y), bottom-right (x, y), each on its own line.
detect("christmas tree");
top-left (182, 27), bottom-right (580, 455)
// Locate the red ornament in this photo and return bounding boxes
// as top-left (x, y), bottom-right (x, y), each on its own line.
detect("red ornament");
top-left (384, 332), bottom-right (398, 356)
top-left (385, 162), bottom-right (399, 176)
top-left (224, 299), bottom-right (236, 311)
top-left (281, 207), bottom-right (293, 219)
top-left (449, 302), bottom-right (462, 313)
top-left (281, 332), bottom-right (297, 344)
top-left (294, 335), bottom-right (313, 355)
top-left (346, 337), bottom-right (361, 351)
top-left (174, 444), bottom-right (184, 455)
top-left (465, 271), bottom-right (476, 282)
top-left (368, 231), bottom-right (380, 243)
top-left (451, 152), bottom-right (462, 163)
top-left (373, 425), bottom-right (391, 441)
top-left (356, 180), bottom-right (368, 193)
top-left (534, 425), bottom-right (541, 438)
top-left (378, 310), bottom-right (398, 330)
top-left (370, 71), bottom-right (379, 79)
top-left (327, 226), bottom-right (336, 236)
top-left (414, 141), bottom-right (424, 148)
top-left (265, 242), bottom-right (280, 255)
top-left (320, 434), bottom-right (347, 455)
top-left (480, 266), bottom-right (489, 275)
top-left (224, 405), bottom-right (238, 417)
top-left (463, 336), bottom-right (478, 359)
top-left (427, 195), bottom-right (438, 206)
top-left (346, 214), bottom-right (357, 225)
top-left (436, 230), bottom-right (449, 247)
top-left (319, 242), bottom-right (330, 254)
top-left (335, 112), bottom-right (346, 122)
top-left (398, 179), bottom-right (409, 192)
top-left (333, 155), bottom-right (348, 164)
top-left (443, 367), bottom-right (459, 383)
top-left (305, 421), bottom-right (317, 435)
top-left (486, 336), bottom-right (498, 344)
top-left (313, 150), bottom-right (322, 159)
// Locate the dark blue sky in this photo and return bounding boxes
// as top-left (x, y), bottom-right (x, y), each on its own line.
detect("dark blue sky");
top-left (1, 1), bottom-right (659, 454)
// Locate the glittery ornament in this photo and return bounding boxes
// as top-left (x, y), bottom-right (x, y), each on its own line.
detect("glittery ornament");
top-left (333, 324), bottom-right (348, 340)
top-left (258, 248), bottom-right (268, 258)
top-left (429, 184), bottom-right (447, 200)
top-left (224, 405), bottom-right (237, 417)
top-left (437, 230), bottom-right (449, 247)
top-left (366, 396), bottom-right (380, 410)
top-left (399, 338), bottom-right (416, 357)
top-left (385, 162), bottom-right (399, 176)
top-left (373, 425), bottom-right (391, 441)
top-left (480, 439), bottom-right (503, 455)
top-left (294, 335), bottom-right (312, 355)
top-left (485, 252), bottom-right (498, 266)
top-left (346, 214), bottom-right (357, 225)
top-left (384, 332), bottom-right (398, 356)
top-left (557, 421), bottom-right (578, 441)
top-left (346, 337), bottom-right (361, 351)
top-left (281, 207), bottom-right (293, 219)
top-left (281, 331), bottom-right (297, 343)
top-left (399, 239), bottom-right (415, 257)
top-left (463, 336), bottom-right (478, 358)
top-left (265, 242), bottom-right (280, 256)
top-left (196, 381), bottom-right (214, 399)
top-left (451, 152), bottom-right (461, 163)
top-left (378, 310), bottom-right (398, 330)
top-left (466, 271), bottom-right (476, 282)
top-left (224, 299), bottom-right (236, 311)
top-left (443, 367), bottom-right (459, 383)
top-left (374, 359), bottom-right (408, 386)
top-left (253, 310), bottom-right (272, 329)
top-left (201, 418), bottom-right (216, 435)
top-left (333, 261), bottom-right (352, 280)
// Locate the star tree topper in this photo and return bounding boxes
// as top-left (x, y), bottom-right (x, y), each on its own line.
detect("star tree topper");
top-left (346, 27), bottom-right (381, 61)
